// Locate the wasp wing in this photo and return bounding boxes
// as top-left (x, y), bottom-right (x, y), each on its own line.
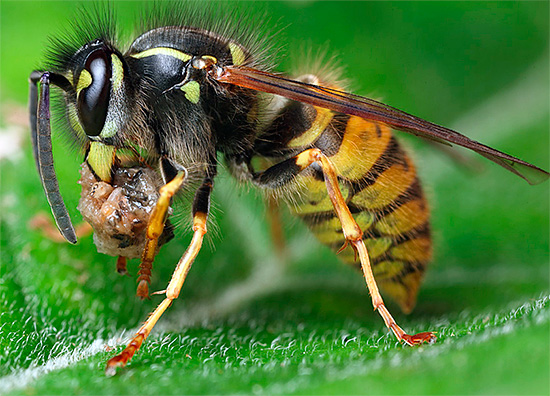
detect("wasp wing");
top-left (215, 66), bottom-right (548, 185)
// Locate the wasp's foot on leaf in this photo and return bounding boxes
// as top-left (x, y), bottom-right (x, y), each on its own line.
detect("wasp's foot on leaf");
top-left (401, 331), bottom-right (437, 346)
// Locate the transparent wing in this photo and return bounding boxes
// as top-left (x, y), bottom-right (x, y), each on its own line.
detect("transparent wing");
top-left (214, 66), bottom-right (549, 185)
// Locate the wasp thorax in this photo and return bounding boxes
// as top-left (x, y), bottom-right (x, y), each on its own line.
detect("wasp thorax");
top-left (76, 46), bottom-right (112, 137)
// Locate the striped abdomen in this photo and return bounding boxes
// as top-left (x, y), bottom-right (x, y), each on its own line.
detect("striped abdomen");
top-left (256, 87), bottom-right (432, 313)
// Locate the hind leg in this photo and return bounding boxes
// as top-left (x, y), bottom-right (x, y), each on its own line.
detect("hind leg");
top-left (251, 148), bottom-right (436, 345)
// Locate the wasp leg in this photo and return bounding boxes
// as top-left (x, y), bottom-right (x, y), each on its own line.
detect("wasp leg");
top-left (106, 173), bottom-right (213, 375)
top-left (137, 170), bottom-right (186, 299)
top-left (105, 218), bottom-right (206, 376)
top-left (116, 256), bottom-right (129, 275)
top-left (253, 148), bottom-right (436, 346)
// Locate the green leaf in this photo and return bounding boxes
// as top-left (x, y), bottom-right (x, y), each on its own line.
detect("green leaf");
top-left (1, 1), bottom-right (548, 395)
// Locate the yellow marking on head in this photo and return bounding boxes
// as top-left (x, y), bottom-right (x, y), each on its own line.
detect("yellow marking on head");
top-left (180, 80), bottom-right (200, 104)
top-left (87, 142), bottom-right (115, 182)
top-left (228, 42), bottom-right (246, 66)
top-left (351, 156), bottom-right (417, 210)
top-left (95, 56), bottom-right (125, 139)
top-left (111, 54), bottom-right (124, 90)
top-left (391, 237), bottom-right (432, 263)
top-left (330, 117), bottom-right (392, 181)
top-left (376, 199), bottom-right (429, 236)
top-left (131, 47), bottom-right (192, 62)
top-left (68, 103), bottom-right (86, 137)
top-left (76, 69), bottom-right (92, 93)
top-left (288, 107), bottom-right (334, 148)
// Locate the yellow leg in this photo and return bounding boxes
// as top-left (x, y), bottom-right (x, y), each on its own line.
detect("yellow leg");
top-left (105, 213), bottom-right (207, 376)
top-left (137, 171), bottom-right (186, 299)
top-left (297, 148), bottom-right (436, 345)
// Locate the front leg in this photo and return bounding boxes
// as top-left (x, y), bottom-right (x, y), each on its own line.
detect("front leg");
top-left (136, 168), bottom-right (187, 298)
top-left (106, 170), bottom-right (215, 375)
top-left (252, 148), bottom-right (436, 346)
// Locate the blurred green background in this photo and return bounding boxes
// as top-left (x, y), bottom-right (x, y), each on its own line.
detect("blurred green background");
top-left (1, 1), bottom-right (548, 394)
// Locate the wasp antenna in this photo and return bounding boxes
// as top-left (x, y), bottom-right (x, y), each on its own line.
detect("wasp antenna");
top-left (29, 71), bottom-right (42, 176)
top-left (30, 71), bottom-right (77, 244)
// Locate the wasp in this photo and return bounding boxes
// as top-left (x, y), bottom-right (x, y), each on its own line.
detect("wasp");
top-left (28, 3), bottom-right (549, 375)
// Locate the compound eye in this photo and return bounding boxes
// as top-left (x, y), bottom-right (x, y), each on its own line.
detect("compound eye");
top-left (77, 48), bottom-right (112, 137)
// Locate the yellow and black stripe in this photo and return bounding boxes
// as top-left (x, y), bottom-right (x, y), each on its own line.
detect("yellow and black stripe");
top-left (252, 79), bottom-right (431, 313)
